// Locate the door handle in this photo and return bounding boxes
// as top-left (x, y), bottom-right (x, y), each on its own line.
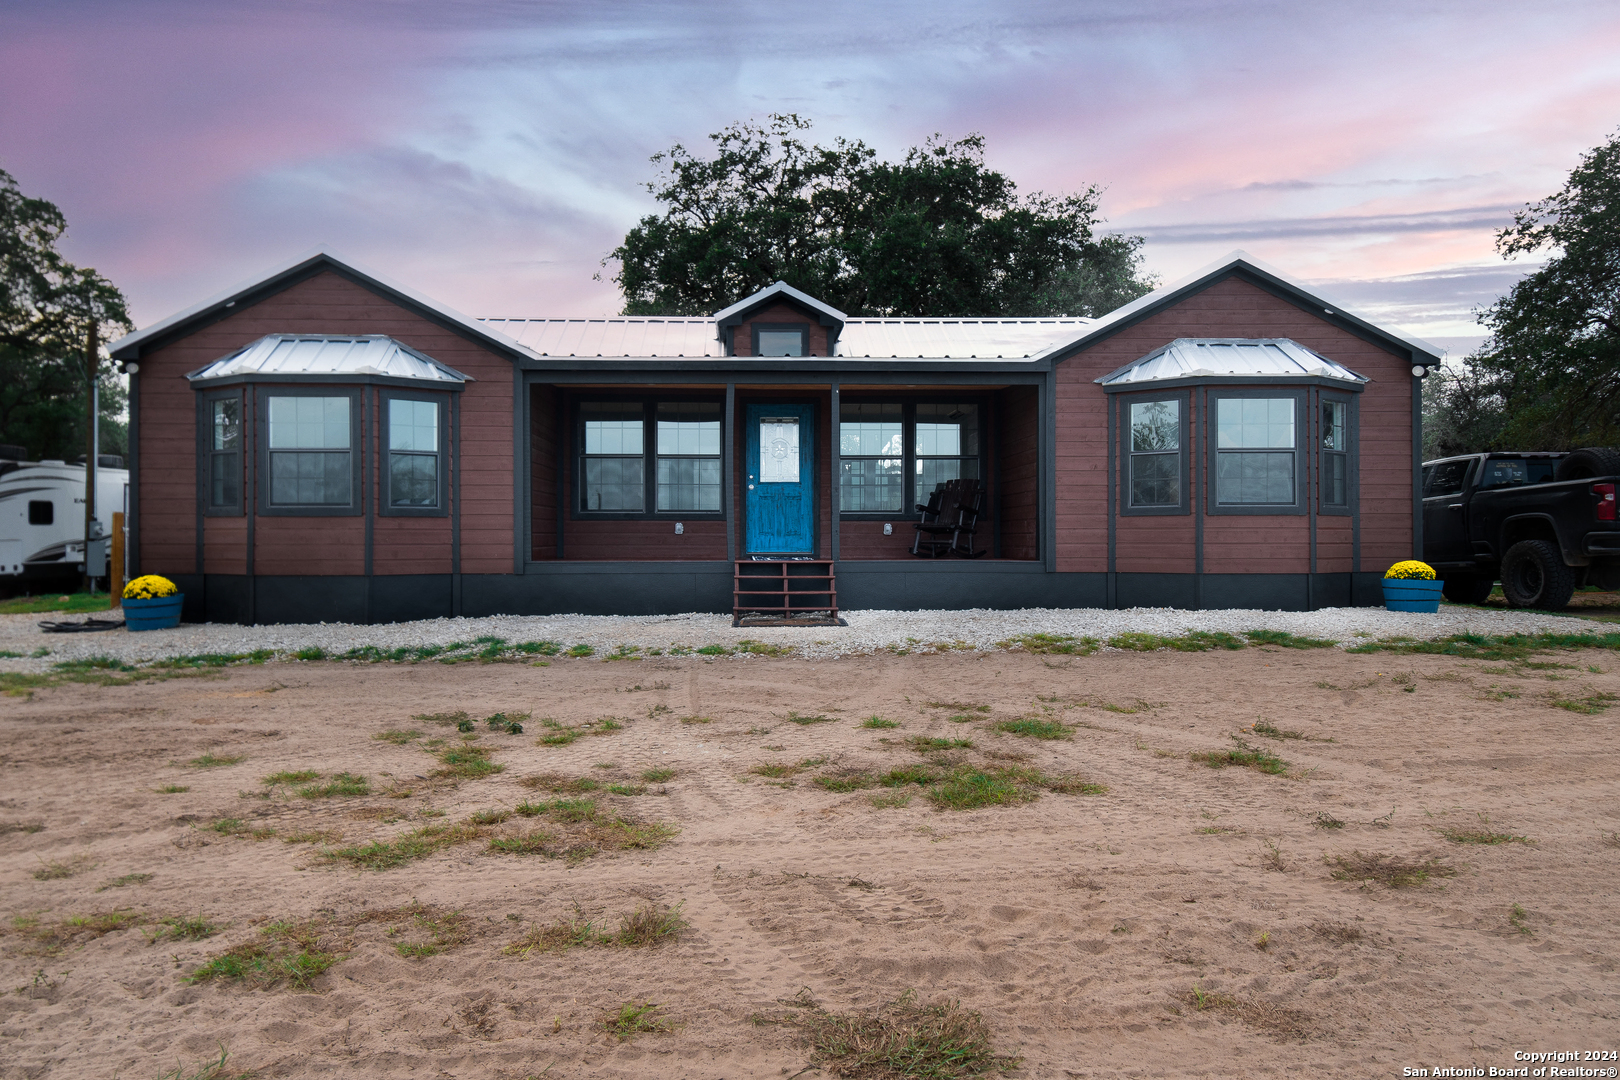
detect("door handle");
top-left (1448, 503), bottom-right (1463, 511)
top-left (748, 484), bottom-right (754, 490)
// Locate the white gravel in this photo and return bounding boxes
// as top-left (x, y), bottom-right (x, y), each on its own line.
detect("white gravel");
top-left (0, 603), bottom-right (1603, 671)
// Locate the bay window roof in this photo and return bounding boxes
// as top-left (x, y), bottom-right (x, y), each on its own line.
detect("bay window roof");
top-left (1096, 338), bottom-right (1368, 388)
top-left (187, 335), bottom-right (471, 385)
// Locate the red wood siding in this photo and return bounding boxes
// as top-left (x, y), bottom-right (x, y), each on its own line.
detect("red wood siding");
top-left (201, 517), bottom-right (247, 575)
top-left (134, 271), bottom-right (514, 579)
top-left (1056, 276), bottom-right (1414, 575)
top-left (730, 303), bottom-right (831, 356)
top-left (996, 385), bottom-right (1039, 561)
top-left (1317, 515), bottom-right (1353, 573)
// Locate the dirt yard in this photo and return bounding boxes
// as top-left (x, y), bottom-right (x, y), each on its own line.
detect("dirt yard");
top-left (2, 645), bottom-right (1618, 1079)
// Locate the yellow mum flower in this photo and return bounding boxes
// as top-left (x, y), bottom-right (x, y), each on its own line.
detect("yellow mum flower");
top-left (123, 574), bottom-right (179, 600)
top-left (1384, 560), bottom-right (1436, 581)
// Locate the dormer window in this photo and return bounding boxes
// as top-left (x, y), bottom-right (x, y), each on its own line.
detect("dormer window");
top-left (754, 325), bottom-right (809, 356)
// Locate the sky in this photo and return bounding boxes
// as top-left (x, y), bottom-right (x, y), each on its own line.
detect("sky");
top-left (3, 0), bottom-right (1619, 359)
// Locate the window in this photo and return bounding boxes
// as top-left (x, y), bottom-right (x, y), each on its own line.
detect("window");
top-left (753, 325), bottom-right (808, 356)
top-left (1425, 459), bottom-right (1472, 498)
top-left (1476, 457), bottom-right (1556, 489)
top-left (1321, 399), bottom-right (1349, 509)
top-left (580, 402), bottom-right (645, 512)
top-left (388, 398), bottom-right (440, 509)
top-left (839, 404), bottom-right (904, 512)
top-left (656, 402), bottom-right (721, 511)
top-left (1128, 399), bottom-right (1181, 508)
top-left (266, 395), bottom-right (353, 507)
top-left (1214, 397), bottom-right (1297, 507)
top-left (915, 403), bottom-right (980, 498)
top-left (208, 396), bottom-right (242, 511)
top-left (27, 500), bottom-right (52, 526)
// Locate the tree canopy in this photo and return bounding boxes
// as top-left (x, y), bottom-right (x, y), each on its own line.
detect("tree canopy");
top-left (605, 115), bottom-right (1154, 319)
top-left (0, 167), bottom-right (131, 461)
top-left (1425, 130), bottom-right (1620, 455)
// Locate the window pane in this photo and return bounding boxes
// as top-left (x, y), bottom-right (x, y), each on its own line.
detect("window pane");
top-left (656, 457), bottom-right (721, 511)
top-left (1130, 452), bottom-right (1179, 507)
top-left (390, 399), bottom-right (438, 452)
top-left (269, 451), bottom-right (351, 505)
top-left (916, 456), bottom-right (980, 499)
top-left (1217, 398), bottom-right (1293, 449)
top-left (582, 457), bottom-right (645, 511)
top-left (268, 396), bottom-right (350, 449)
top-left (655, 403), bottom-right (720, 456)
top-left (1216, 451), bottom-right (1294, 504)
top-left (840, 422), bottom-right (902, 457)
top-left (756, 329), bottom-right (804, 356)
top-left (1428, 459), bottom-right (1470, 497)
top-left (212, 398), bottom-right (240, 451)
top-left (1324, 453), bottom-right (1347, 506)
top-left (210, 452), bottom-right (239, 507)
top-left (1321, 400), bottom-right (1346, 451)
top-left (1130, 399), bottom-right (1179, 452)
top-left (582, 403), bottom-right (644, 455)
top-left (390, 453), bottom-right (438, 507)
top-left (915, 404), bottom-right (979, 456)
top-left (840, 458), bottom-right (905, 512)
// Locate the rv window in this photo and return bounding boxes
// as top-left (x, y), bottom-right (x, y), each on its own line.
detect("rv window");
top-left (28, 500), bottom-right (52, 526)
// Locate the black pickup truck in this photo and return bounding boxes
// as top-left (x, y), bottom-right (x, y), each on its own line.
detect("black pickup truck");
top-left (1421, 447), bottom-right (1620, 610)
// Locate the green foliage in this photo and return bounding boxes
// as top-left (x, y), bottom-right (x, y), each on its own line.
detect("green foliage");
top-left (994, 718), bottom-right (1071, 740)
top-left (0, 592), bottom-right (114, 616)
top-left (1107, 630), bottom-right (1246, 652)
top-left (186, 919), bottom-right (341, 990)
top-left (1427, 129), bottom-right (1620, 452)
top-left (295, 772), bottom-right (370, 798)
top-left (1346, 630), bottom-right (1620, 660)
top-left (602, 1001), bottom-right (675, 1040)
top-left (861, 716), bottom-right (900, 729)
top-left (1189, 737), bottom-right (1289, 775)
top-left (607, 114), bottom-right (1153, 319)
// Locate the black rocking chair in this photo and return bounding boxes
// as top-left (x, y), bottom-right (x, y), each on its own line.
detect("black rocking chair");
top-left (910, 477), bottom-right (987, 558)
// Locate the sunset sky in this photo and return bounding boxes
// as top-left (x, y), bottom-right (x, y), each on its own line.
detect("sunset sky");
top-left (4, 0), bottom-right (1619, 357)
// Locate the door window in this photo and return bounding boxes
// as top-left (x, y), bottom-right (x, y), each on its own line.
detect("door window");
top-left (759, 418), bottom-right (800, 483)
top-left (1426, 460), bottom-right (1471, 498)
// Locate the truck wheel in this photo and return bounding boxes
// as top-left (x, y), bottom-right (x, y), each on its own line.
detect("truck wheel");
top-left (1500, 540), bottom-right (1576, 610)
top-left (1554, 447), bottom-right (1620, 482)
top-left (1441, 576), bottom-right (1495, 605)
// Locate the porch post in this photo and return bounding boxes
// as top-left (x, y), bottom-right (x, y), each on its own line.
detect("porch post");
top-left (829, 380), bottom-right (840, 563)
top-left (725, 382), bottom-right (736, 563)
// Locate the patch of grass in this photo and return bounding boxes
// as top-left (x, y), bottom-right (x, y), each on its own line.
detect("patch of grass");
top-left (261, 769), bottom-right (320, 786)
top-left (869, 791), bottom-right (913, 808)
top-left (187, 919), bottom-right (343, 990)
top-left (927, 766), bottom-right (1044, 811)
top-left (187, 753), bottom-right (246, 769)
top-left (751, 762), bottom-right (802, 779)
top-left (385, 903), bottom-right (472, 958)
top-left (292, 646), bottom-right (326, 661)
top-left (1185, 985), bottom-right (1311, 1041)
top-left (786, 711), bottom-right (836, 725)
top-left (8, 910), bottom-right (143, 954)
top-left (413, 710), bottom-right (470, 727)
top-left (433, 744), bottom-right (503, 779)
top-left (602, 644), bottom-right (642, 662)
top-left (96, 872), bottom-right (153, 891)
top-left (327, 821), bottom-right (489, 870)
top-left (1244, 629), bottom-right (1338, 649)
top-left (151, 915), bottom-right (224, 942)
top-left (1043, 774), bottom-right (1109, 796)
top-left (0, 591), bottom-right (115, 616)
top-left (0, 820), bottom-right (45, 835)
top-left (1189, 737), bottom-right (1289, 776)
top-left (155, 784), bottom-right (190, 793)
top-left (615, 902), bottom-right (688, 947)
top-left (566, 643), bottom-right (595, 658)
top-left (520, 773), bottom-right (602, 794)
top-left (154, 1044), bottom-right (237, 1080)
top-left (281, 829), bottom-right (342, 845)
top-left (812, 772), bottom-right (878, 793)
top-left (736, 638), bottom-right (793, 657)
top-left (995, 718), bottom-right (1071, 740)
top-left (1108, 630), bottom-right (1246, 652)
top-left (494, 798), bottom-right (678, 860)
top-left (1550, 690), bottom-right (1619, 714)
top-left (514, 639), bottom-right (562, 656)
top-left (1327, 851), bottom-right (1455, 888)
top-left (608, 783), bottom-right (647, 796)
top-left (372, 729), bottom-right (422, 745)
top-left (907, 735), bottom-right (975, 752)
top-left (1508, 903), bottom-right (1533, 935)
top-left (1312, 812), bottom-right (1346, 830)
top-left (1309, 921), bottom-right (1363, 944)
top-left (32, 854), bottom-right (93, 880)
top-left (1251, 720), bottom-right (1306, 741)
top-left (484, 711), bottom-right (529, 734)
top-left (679, 715), bottom-right (713, 725)
top-left (998, 632), bottom-right (1099, 655)
top-left (1346, 630), bottom-right (1620, 661)
top-left (603, 1001), bottom-right (675, 1040)
top-left (761, 987), bottom-right (1019, 1077)
top-left (295, 772), bottom-right (370, 798)
top-left (641, 767), bottom-right (675, 783)
top-left (1439, 826), bottom-right (1532, 845)
top-left (861, 716), bottom-right (900, 729)
top-left (536, 726), bottom-right (580, 746)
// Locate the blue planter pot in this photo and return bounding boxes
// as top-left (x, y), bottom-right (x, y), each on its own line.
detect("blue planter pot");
top-left (1382, 579), bottom-right (1443, 613)
top-left (123, 594), bottom-right (184, 631)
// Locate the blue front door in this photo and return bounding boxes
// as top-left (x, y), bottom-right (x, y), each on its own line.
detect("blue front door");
top-left (745, 404), bottom-right (815, 554)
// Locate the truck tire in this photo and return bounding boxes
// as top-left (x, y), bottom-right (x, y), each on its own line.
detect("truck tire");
top-left (1554, 447), bottom-right (1620, 482)
top-left (1441, 576), bottom-right (1495, 605)
top-left (1500, 540), bottom-right (1576, 610)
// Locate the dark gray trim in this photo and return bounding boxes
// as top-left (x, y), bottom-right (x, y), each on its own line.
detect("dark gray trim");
top-left (1193, 388), bottom-right (1204, 607)
top-left (187, 373), bottom-right (467, 392)
top-left (1100, 374), bottom-right (1365, 394)
top-left (194, 391), bottom-right (205, 576)
top-left (362, 390), bottom-right (372, 625)
top-left (829, 380), bottom-right (840, 562)
top-left (1116, 389), bottom-right (1191, 516)
top-left (1042, 370), bottom-right (1056, 572)
top-left (1411, 373), bottom-right (1423, 558)
top-left (515, 361), bottom-right (1049, 379)
top-left (128, 369), bottom-right (140, 579)
top-left (1308, 387), bottom-right (1318, 581)
top-left (376, 388), bottom-right (451, 517)
top-left (1203, 388), bottom-right (1309, 517)
top-left (1318, 388), bottom-right (1356, 518)
top-left (513, 362), bottom-right (525, 575)
top-left (1351, 393), bottom-right (1361, 572)
top-left (1106, 382), bottom-right (1117, 587)
top-left (451, 392), bottom-right (462, 616)
top-left (254, 387), bottom-right (364, 517)
top-left (724, 383), bottom-right (737, 561)
top-left (553, 386), bottom-right (566, 560)
top-left (750, 323), bottom-right (811, 357)
top-left (245, 386), bottom-right (256, 625)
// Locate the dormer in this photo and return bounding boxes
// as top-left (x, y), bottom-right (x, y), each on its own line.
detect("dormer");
top-left (712, 281), bottom-right (847, 357)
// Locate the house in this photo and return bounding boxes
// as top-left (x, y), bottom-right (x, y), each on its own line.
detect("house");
top-left (108, 250), bottom-right (1440, 625)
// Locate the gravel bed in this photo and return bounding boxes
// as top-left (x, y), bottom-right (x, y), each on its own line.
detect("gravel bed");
top-left (0, 603), bottom-right (1603, 672)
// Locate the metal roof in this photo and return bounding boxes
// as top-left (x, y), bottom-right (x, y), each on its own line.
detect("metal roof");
top-left (1097, 338), bottom-right (1368, 386)
top-left (480, 315), bottom-right (1095, 359)
top-left (186, 335), bottom-right (473, 383)
top-left (713, 279), bottom-right (849, 325)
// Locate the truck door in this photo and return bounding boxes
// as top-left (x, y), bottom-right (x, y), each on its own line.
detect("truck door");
top-left (1422, 458), bottom-right (1476, 566)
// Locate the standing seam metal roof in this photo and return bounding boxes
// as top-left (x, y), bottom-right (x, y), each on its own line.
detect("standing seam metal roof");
top-left (186, 335), bottom-right (473, 383)
top-left (1096, 338), bottom-right (1369, 385)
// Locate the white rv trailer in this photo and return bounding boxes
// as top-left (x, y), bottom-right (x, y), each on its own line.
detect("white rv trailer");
top-left (0, 457), bottom-right (129, 591)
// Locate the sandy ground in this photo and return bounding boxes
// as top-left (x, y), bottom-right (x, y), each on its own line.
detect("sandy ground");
top-left (2, 647), bottom-right (1618, 1079)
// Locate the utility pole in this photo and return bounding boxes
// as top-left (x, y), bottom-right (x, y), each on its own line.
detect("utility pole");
top-left (82, 320), bottom-right (99, 594)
